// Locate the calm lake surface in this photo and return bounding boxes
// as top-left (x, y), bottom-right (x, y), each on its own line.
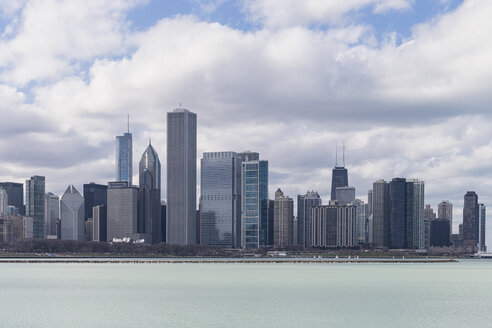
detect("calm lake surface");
top-left (1, 260), bottom-right (491, 328)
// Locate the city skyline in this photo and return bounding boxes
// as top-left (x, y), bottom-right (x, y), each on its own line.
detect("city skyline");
top-left (0, 0), bottom-right (491, 245)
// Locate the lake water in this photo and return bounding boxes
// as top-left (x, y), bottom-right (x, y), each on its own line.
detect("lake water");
top-left (1, 260), bottom-right (491, 327)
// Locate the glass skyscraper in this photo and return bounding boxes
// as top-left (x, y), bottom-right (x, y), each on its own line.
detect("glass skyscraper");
top-left (116, 131), bottom-right (133, 185)
top-left (167, 108), bottom-right (197, 245)
top-left (0, 182), bottom-right (24, 215)
top-left (241, 159), bottom-right (268, 248)
top-left (463, 191), bottom-right (479, 251)
top-left (331, 167), bottom-right (348, 201)
top-left (389, 178), bottom-right (406, 249)
top-left (83, 183), bottom-right (108, 221)
top-left (200, 152), bottom-right (242, 248)
top-left (138, 142), bottom-right (162, 244)
top-left (25, 175), bottom-right (45, 239)
top-left (479, 204), bottom-right (486, 252)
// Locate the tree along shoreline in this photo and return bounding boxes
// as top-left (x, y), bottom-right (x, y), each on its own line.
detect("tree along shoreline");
top-left (0, 239), bottom-right (472, 259)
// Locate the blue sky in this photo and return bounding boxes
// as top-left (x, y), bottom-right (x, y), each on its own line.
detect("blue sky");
top-left (125, 0), bottom-right (465, 42)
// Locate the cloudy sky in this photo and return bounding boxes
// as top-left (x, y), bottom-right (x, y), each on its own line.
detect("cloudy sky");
top-left (1, 0), bottom-right (491, 243)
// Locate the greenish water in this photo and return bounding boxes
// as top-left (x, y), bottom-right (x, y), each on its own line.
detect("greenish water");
top-left (1, 260), bottom-right (491, 328)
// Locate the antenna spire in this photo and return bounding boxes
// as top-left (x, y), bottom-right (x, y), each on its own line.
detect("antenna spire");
top-left (335, 142), bottom-right (338, 167)
top-left (127, 114), bottom-right (130, 133)
top-left (343, 139), bottom-right (345, 167)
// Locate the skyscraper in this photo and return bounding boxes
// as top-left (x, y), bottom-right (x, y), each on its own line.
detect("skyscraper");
top-left (353, 199), bottom-right (368, 244)
top-left (60, 185), bottom-right (85, 241)
top-left (241, 158), bottom-right (268, 248)
top-left (200, 151), bottom-right (242, 248)
top-left (0, 189), bottom-right (7, 215)
top-left (463, 191), bottom-right (479, 250)
top-left (273, 189), bottom-right (294, 247)
top-left (368, 189), bottom-right (373, 217)
top-left (310, 204), bottom-right (337, 247)
top-left (372, 180), bottom-right (389, 248)
top-left (438, 200), bottom-right (453, 235)
top-left (167, 108), bottom-right (197, 245)
top-left (331, 167), bottom-right (348, 201)
top-left (479, 203), bottom-right (486, 252)
top-left (407, 179), bottom-right (425, 250)
top-left (0, 182), bottom-right (24, 215)
top-left (267, 199), bottom-right (274, 246)
top-left (389, 178), bottom-right (406, 249)
top-left (44, 192), bottom-right (59, 237)
top-left (107, 181), bottom-right (138, 241)
top-left (430, 219), bottom-right (451, 247)
top-left (83, 183), bottom-right (108, 221)
top-left (92, 205), bottom-right (107, 242)
top-left (25, 176), bottom-right (45, 239)
top-left (297, 191), bottom-right (322, 248)
top-left (335, 186), bottom-right (355, 205)
top-left (310, 202), bottom-right (356, 248)
top-left (116, 122), bottom-right (133, 185)
top-left (336, 204), bottom-right (357, 247)
top-left (138, 141), bottom-right (162, 244)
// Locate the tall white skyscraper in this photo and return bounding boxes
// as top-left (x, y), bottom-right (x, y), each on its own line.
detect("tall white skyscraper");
top-left (60, 186), bottom-right (85, 241)
top-left (167, 108), bottom-right (197, 245)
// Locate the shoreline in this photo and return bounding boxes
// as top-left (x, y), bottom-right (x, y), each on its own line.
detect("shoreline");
top-left (0, 258), bottom-right (458, 264)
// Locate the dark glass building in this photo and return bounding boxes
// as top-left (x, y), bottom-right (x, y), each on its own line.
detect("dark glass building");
top-left (389, 178), bottom-right (406, 249)
top-left (83, 183), bottom-right (108, 221)
top-left (25, 176), bottom-right (45, 239)
top-left (430, 219), bottom-right (451, 247)
top-left (139, 142), bottom-right (162, 244)
top-left (330, 167), bottom-right (348, 201)
top-left (463, 191), bottom-right (479, 249)
top-left (0, 182), bottom-right (24, 215)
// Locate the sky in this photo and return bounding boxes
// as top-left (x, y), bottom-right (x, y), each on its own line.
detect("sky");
top-left (1, 0), bottom-right (491, 245)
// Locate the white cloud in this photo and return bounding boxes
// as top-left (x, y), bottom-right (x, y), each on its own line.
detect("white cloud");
top-left (242, 0), bottom-right (413, 27)
top-left (0, 0), bottom-right (145, 86)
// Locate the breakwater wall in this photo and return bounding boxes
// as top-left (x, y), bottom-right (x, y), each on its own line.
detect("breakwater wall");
top-left (0, 258), bottom-right (457, 264)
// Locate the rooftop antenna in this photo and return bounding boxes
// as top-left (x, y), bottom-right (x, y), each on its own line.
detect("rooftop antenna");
top-left (343, 139), bottom-right (345, 167)
top-left (127, 114), bottom-right (130, 133)
top-left (335, 142), bottom-right (338, 167)
top-left (149, 137), bottom-right (151, 145)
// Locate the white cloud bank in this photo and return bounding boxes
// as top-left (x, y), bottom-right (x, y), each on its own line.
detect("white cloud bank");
top-left (0, 0), bottom-right (491, 240)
